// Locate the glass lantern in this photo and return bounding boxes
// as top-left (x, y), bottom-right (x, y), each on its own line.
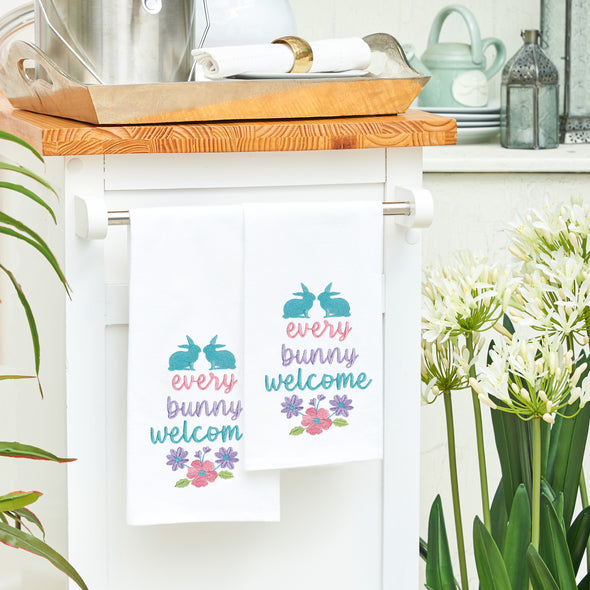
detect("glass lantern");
top-left (500, 30), bottom-right (559, 149)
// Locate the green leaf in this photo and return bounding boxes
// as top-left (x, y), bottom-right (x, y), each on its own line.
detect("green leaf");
top-left (491, 479), bottom-right (508, 553)
top-left (175, 479), bottom-right (190, 488)
top-left (0, 263), bottom-right (41, 395)
top-left (578, 572), bottom-right (590, 590)
top-left (0, 130), bottom-right (43, 161)
top-left (527, 544), bottom-right (559, 590)
top-left (425, 496), bottom-right (456, 590)
top-left (539, 494), bottom-right (577, 590)
top-left (0, 491), bottom-right (42, 513)
top-left (473, 516), bottom-right (512, 590)
top-left (0, 441), bottom-right (74, 462)
top-left (10, 507), bottom-right (45, 538)
top-left (502, 312), bottom-right (515, 335)
top-left (567, 505), bottom-right (590, 575)
top-left (502, 484), bottom-right (531, 590)
top-left (0, 522), bottom-right (87, 590)
top-left (218, 471), bottom-right (234, 480)
top-left (0, 181), bottom-right (56, 222)
top-left (0, 162), bottom-right (57, 197)
top-left (0, 375), bottom-right (35, 381)
top-left (332, 418), bottom-right (348, 427)
top-left (289, 426), bottom-right (305, 436)
top-left (546, 401), bottom-right (590, 526)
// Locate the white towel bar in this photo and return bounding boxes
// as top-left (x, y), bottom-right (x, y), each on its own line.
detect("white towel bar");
top-left (74, 187), bottom-right (433, 240)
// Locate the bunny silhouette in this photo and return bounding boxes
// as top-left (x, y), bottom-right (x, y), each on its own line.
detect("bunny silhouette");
top-left (203, 335), bottom-right (236, 370)
top-left (318, 283), bottom-right (351, 317)
top-left (282, 283), bottom-right (316, 318)
top-left (168, 336), bottom-right (201, 371)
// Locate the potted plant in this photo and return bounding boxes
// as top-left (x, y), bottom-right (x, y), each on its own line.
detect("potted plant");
top-left (0, 130), bottom-right (86, 589)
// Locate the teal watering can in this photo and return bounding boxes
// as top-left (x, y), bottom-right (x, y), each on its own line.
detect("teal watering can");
top-left (417, 4), bottom-right (506, 108)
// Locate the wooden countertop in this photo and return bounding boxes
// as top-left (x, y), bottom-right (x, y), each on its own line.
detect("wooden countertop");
top-left (0, 93), bottom-right (456, 157)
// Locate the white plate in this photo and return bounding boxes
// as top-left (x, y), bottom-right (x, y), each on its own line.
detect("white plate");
top-left (233, 70), bottom-right (369, 79)
top-left (456, 126), bottom-right (500, 144)
top-left (457, 120), bottom-right (501, 128)
top-left (419, 100), bottom-right (500, 115)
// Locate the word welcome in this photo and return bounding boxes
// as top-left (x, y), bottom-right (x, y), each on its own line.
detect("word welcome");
top-left (265, 367), bottom-right (372, 392)
top-left (150, 420), bottom-right (243, 445)
top-left (285, 320), bottom-right (352, 342)
top-left (167, 396), bottom-right (242, 421)
top-left (281, 344), bottom-right (359, 369)
top-left (171, 372), bottom-right (237, 395)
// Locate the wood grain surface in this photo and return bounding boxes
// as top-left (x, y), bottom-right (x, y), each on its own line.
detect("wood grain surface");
top-left (0, 93), bottom-right (456, 156)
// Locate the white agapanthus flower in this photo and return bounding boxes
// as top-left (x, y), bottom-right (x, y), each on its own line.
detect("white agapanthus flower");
top-left (421, 333), bottom-right (475, 404)
top-left (470, 334), bottom-right (589, 422)
top-left (422, 252), bottom-right (518, 342)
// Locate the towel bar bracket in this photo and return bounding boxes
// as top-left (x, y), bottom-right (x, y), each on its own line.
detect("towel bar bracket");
top-left (75, 189), bottom-right (434, 240)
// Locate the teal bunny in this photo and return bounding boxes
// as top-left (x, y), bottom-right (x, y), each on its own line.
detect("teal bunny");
top-left (203, 335), bottom-right (236, 370)
top-left (318, 283), bottom-right (351, 317)
top-left (283, 283), bottom-right (315, 318)
top-left (168, 336), bottom-right (201, 371)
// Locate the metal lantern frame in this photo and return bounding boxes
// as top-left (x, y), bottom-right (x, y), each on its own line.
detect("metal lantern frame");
top-left (501, 30), bottom-right (559, 149)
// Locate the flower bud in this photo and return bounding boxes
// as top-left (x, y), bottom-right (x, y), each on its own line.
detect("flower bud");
top-left (469, 378), bottom-right (484, 395)
top-left (543, 413), bottom-right (555, 424)
top-left (520, 388), bottom-right (531, 402)
top-left (478, 394), bottom-right (498, 410)
top-left (571, 363), bottom-right (587, 387)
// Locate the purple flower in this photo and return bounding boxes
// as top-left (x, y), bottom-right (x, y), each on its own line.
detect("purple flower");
top-left (329, 395), bottom-right (354, 417)
top-left (166, 447), bottom-right (189, 471)
top-left (214, 447), bottom-right (239, 469)
top-left (317, 394), bottom-right (326, 402)
top-left (281, 395), bottom-right (303, 419)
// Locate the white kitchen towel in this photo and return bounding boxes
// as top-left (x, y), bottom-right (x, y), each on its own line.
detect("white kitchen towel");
top-left (127, 205), bottom-right (279, 525)
top-left (192, 37), bottom-right (371, 79)
top-left (243, 201), bottom-right (383, 470)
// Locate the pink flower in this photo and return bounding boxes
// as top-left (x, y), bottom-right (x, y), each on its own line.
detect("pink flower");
top-left (301, 407), bottom-right (332, 435)
top-left (186, 459), bottom-right (218, 487)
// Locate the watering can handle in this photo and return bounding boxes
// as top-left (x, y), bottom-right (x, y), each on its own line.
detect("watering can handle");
top-left (426, 4), bottom-right (484, 66)
top-left (481, 37), bottom-right (506, 79)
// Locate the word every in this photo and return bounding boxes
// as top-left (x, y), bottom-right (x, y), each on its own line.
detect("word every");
top-left (285, 320), bottom-right (352, 342)
top-left (171, 372), bottom-right (237, 395)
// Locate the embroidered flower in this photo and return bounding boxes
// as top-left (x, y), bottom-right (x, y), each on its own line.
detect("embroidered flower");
top-left (329, 394), bottom-right (354, 417)
top-left (187, 459), bottom-right (218, 488)
top-left (166, 447), bottom-right (189, 471)
top-left (301, 407), bottom-right (332, 435)
top-left (281, 394), bottom-right (304, 419)
top-left (214, 447), bottom-right (239, 470)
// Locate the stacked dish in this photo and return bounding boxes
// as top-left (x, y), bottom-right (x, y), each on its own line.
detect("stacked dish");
top-left (419, 101), bottom-right (501, 144)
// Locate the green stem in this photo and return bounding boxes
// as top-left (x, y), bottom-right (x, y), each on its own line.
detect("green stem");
top-left (467, 333), bottom-right (492, 532)
top-left (531, 416), bottom-right (542, 551)
top-left (443, 390), bottom-right (469, 590)
top-left (579, 468), bottom-right (590, 574)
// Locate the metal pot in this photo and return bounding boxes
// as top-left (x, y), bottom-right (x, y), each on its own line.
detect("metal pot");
top-left (34, 0), bottom-right (195, 84)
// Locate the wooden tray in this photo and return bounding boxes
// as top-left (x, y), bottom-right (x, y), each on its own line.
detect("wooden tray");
top-left (0, 34), bottom-right (429, 125)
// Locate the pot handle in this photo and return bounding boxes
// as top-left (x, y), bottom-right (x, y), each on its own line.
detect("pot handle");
top-left (481, 37), bottom-right (506, 79)
top-left (426, 4), bottom-right (484, 65)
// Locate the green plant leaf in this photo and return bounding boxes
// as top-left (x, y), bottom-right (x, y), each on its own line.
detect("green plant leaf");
top-left (0, 162), bottom-right (57, 196)
top-left (175, 479), bottom-right (190, 488)
top-left (567, 505), bottom-right (590, 575)
top-left (0, 225), bottom-right (70, 295)
top-left (0, 522), bottom-right (87, 590)
top-left (218, 471), bottom-right (234, 480)
top-left (539, 494), bottom-right (577, 589)
top-left (473, 516), bottom-right (512, 590)
top-left (0, 130), bottom-right (43, 161)
top-left (0, 441), bottom-right (74, 462)
top-left (333, 418), bottom-right (348, 427)
top-left (0, 491), bottom-right (42, 512)
top-left (527, 544), bottom-right (559, 590)
top-left (0, 181), bottom-right (56, 222)
top-left (0, 375), bottom-right (35, 381)
top-left (502, 484), bottom-right (531, 590)
top-left (578, 572), bottom-right (590, 590)
top-left (491, 478), bottom-right (508, 553)
top-left (9, 507), bottom-right (45, 538)
top-left (546, 401), bottom-right (590, 527)
top-left (425, 496), bottom-right (456, 590)
top-left (289, 426), bottom-right (305, 436)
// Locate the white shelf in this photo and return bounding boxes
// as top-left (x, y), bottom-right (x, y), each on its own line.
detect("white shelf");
top-left (423, 143), bottom-right (590, 173)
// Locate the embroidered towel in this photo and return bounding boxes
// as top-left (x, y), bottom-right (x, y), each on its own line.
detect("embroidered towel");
top-left (127, 206), bottom-right (279, 525)
top-left (243, 201), bottom-right (383, 470)
top-left (192, 37), bottom-right (371, 79)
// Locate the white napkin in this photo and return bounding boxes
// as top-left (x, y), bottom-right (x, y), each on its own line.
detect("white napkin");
top-left (126, 205), bottom-right (279, 525)
top-left (243, 201), bottom-right (383, 470)
top-left (192, 37), bottom-right (371, 79)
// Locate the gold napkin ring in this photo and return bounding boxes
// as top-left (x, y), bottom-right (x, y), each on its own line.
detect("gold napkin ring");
top-left (272, 36), bottom-right (313, 73)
